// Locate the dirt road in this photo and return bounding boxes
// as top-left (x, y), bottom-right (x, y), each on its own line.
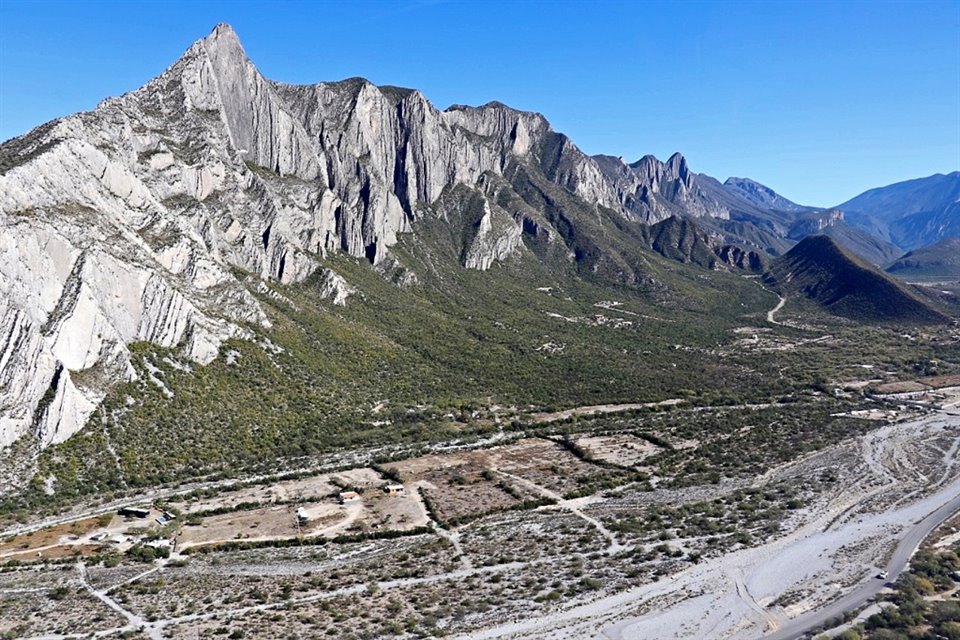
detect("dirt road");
top-left (457, 411), bottom-right (960, 640)
top-left (767, 295), bottom-right (786, 325)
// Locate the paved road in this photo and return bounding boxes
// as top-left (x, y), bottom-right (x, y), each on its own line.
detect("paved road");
top-left (764, 488), bottom-right (960, 640)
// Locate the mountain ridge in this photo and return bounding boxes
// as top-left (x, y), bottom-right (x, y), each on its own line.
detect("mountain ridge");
top-left (836, 171), bottom-right (960, 250)
top-left (0, 23), bottom-right (953, 454)
top-left (766, 235), bottom-right (950, 324)
top-left (0, 24), bottom-right (756, 449)
top-left (886, 237), bottom-right (960, 278)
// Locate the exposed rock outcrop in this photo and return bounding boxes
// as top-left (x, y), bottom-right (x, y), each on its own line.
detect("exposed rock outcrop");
top-left (593, 153), bottom-right (732, 223)
top-left (0, 24), bottom-right (760, 448)
top-left (723, 177), bottom-right (806, 213)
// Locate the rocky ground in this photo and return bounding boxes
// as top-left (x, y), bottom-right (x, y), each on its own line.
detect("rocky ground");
top-left (2, 397), bottom-right (959, 640)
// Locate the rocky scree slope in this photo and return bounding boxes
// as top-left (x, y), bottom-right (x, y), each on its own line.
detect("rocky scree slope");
top-left (1, 24), bottom-right (768, 451)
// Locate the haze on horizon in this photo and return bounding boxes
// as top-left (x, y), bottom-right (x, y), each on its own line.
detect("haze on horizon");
top-left (0, 0), bottom-right (957, 207)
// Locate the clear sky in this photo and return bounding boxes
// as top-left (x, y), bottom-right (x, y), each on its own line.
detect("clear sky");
top-left (1, 0), bottom-right (958, 206)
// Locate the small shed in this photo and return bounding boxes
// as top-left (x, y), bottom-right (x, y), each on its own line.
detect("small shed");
top-left (383, 484), bottom-right (405, 496)
top-left (118, 507), bottom-right (150, 519)
top-left (338, 491), bottom-right (361, 505)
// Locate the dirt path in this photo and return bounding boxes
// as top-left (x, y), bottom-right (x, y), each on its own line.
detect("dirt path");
top-left (766, 294), bottom-right (786, 325)
top-left (734, 567), bottom-right (781, 633)
top-left (494, 469), bottom-right (624, 556)
top-left (76, 560), bottom-right (163, 640)
top-left (455, 411), bottom-right (960, 640)
top-left (434, 523), bottom-right (472, 570)
top-left (529, 399), bottom-right (684, 424)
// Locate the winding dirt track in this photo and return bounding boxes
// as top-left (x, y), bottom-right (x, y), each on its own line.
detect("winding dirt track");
top-left (457, 411), bottom-right (960, 640)
top-left (766, 295), bottom-right (787, 325)
top-left (14, 406), bottom-right (960, 640)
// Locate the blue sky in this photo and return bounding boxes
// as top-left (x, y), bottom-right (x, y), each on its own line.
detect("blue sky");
top-left (1, 0), bottom-right (957, 206)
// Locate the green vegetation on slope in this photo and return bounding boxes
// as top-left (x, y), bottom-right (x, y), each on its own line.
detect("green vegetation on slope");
top-left (886, 238), bottom-right (960, 279)
top-left (4, 198), bottom-right (958, 518)
top-left (767, 235), bottom-right (951, 324)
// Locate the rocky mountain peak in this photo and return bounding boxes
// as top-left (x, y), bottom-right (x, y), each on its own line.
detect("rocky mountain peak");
top-left (0, 23), bottom-right (755, 451)
top-left (666, 152), bottom-right (689, 178)
top-left (722, 176), bottom-right (806, 213)
top-left (209, 22), bottom-right (239, 41)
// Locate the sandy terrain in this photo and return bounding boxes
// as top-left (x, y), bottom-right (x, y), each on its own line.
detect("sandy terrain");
top-left (456, 410), bottom-right (960, 640)
top-left (529, 400), bottom-right (684, 424)
top-left (575, 434), bottom-right (662, 467)
top-left (171, 467), bottom-right (382, 515)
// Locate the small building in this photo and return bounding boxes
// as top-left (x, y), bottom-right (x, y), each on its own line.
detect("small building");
top-left (118, 507), bottom-right (150, 519)
top-left (296, 507), bottom-right (310, 522)
top-left (338, 491), bottom-right (361, 505)
top-left (90, 533), bottom-right (108, 542)
top-left (383, 484), bottom-right (405, 496)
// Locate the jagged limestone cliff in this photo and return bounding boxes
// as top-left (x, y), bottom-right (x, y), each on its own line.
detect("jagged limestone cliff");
top-left (0, 24), bottom-right (739, 449)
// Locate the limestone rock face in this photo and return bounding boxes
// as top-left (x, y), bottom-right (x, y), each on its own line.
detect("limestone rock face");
top-left (593, 153), bottom-right (732, 223)
top-left (316, 268), bottom-right (355, 306)
top-left (788, 209), bottom-right (845, 237)
top-left (0, 164), bottom-right (261, 446)
top-left (462, 198), bottom-right (524, 271)
top-left (0, 23), bottom-right (737, 448)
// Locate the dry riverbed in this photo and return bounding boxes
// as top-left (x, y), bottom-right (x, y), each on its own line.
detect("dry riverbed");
top-left (1, 403), bottom-right (956, 639)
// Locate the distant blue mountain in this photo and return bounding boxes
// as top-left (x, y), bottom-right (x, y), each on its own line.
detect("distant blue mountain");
top-left (836, 172), bottom-right (960, 251)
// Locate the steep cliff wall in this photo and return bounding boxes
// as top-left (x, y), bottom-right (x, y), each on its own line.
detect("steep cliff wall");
top-left (0, 24), bottom-right (736, 448)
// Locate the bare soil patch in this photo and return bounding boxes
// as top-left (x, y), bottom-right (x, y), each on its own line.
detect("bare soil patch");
top-left (575, 433), bottom-right (663, 468)
top-left (0, 516), bottom-right (104, 556)
top-left (920, 374), bottom-right (960, 389)
top-left (179, 503), bottom-right (331, 547)
top-left (875, 381), bottom-right (929, 393)
top-left (489, 438), bottom-right (613, 496)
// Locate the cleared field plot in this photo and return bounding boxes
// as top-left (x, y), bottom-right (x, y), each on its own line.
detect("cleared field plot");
top-left (420, 475), bottom-right (528, 524)
top-left (179, 501), bottom-right (354, 548)
top-left (0, 514), bottom-right (130, 558)
top-left (4, 543), bottom-right (101, 561)
top-left (361, 486), bottom-right (430, 531)
top-left (575, 433), bottom-right (663, 468)
top-left (489, 438), bottom-right (617, 497)
top-left (383, 438), bottom-right (618, 523)
top-left (384, 449), bottom-right (533, 524)
top-left (0, 580), bottom-right (124, 637)
top-left (919, 374), bottom-right (960, 389)
top-left (331, 467), bottom-right (385, 489)
top-left (171, 468), bottom-right (383, 515)
top-left (874, 381), bottom-right (929, 393)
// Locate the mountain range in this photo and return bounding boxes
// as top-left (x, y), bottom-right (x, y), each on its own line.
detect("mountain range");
top-left (767, 236), bottom-right (951, 324)
top-left (886, 237), bottom-right (960, 278)
top-left (0, 23), bottom-right (956, 459)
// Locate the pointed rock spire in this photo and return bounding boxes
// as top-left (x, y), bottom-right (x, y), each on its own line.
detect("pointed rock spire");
top-left (189, 23), bottom-right (322, 180)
